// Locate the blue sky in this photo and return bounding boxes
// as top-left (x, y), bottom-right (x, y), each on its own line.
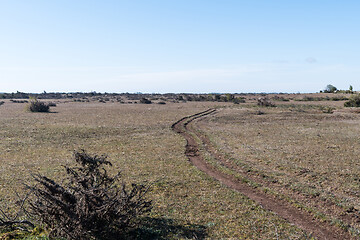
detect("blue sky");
top-left (0, 0), bottom-right (359, 93)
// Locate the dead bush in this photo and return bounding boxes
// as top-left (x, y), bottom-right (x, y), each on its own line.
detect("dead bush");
top-left (27, 150), bottom-right (152, 240)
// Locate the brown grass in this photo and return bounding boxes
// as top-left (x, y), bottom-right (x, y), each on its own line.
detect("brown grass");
top-left (0, 100), bottom-right (308, 239)
top-left (196, 101), bottom-right (360, 236)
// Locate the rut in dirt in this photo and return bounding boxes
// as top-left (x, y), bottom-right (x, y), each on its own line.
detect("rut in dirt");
top-left (172, 109), bottom-right (352, 240)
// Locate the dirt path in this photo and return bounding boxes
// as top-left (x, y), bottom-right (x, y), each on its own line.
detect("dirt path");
top-left (172, 109), bottom-right (352, 240)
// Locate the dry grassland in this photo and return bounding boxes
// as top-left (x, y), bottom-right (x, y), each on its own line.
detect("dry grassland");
top-left (0, 100), bottom-right (308, 239)
top-left (196, 99), bottom-right (360, 237)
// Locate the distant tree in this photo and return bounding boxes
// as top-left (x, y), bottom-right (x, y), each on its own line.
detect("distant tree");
top-left (349, 85), bottom-right (353, 92)
top-left (324, 84), bottom-right (337, 93)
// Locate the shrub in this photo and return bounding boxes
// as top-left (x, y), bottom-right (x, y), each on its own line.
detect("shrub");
top-left (320, 106), bottom-right (335, 114)
top-left (27, 150), bottom-right (152, 240)
top-left (27, 99), bottom-right (50, 112)
top-left (10, 100), bottom-right (28, 103)
top-left (0, 101), bottom-right (4, 106)
top-left (47, 102), bottom-right (56, 107)
top-left (272, 96), bottom-right (289, 102)
top-left (330, 96), bottom-right (348, 101)
top-left (233, 97), bottom-right (245, 104)
top-left (344, 94), bottom-right (360, 107)
top-left (140, 98), bottom-right (152, 104)
top-left (257, 97), bottom-right (275, 107)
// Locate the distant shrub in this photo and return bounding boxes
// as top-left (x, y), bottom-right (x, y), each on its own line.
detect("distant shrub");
top-left (257, 97), bottom-right (275, 107)
top-left (140, 98), bottom-right (152, 104)
top-left (157, 101), bottom-right (166, 105)
top-left (295, 96), bottom-right (324, 101)
top-left (28, 150), bottom-right (152, 240)
top-left (47, 102), bottom-right (56, 107)
top-left (0, 101), bottom-right (4, 106)
top-left (10, 99), bottom-right (28, 103)
top-left (233, 97), bottom-right (245, 104)
top-left (272, 96), bottom-right (289, 101)
top-left (344, 95), bottom-right (360, 107)
top-left (320, 106), bottom-right (335, 114)
top-left (27, 99), bottom-right (50, 112)
top-left (330, 96), bottom-right (348, 101)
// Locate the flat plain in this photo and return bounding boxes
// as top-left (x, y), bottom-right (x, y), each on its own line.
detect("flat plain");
top-left (1, 94), bottom-right (359, 239)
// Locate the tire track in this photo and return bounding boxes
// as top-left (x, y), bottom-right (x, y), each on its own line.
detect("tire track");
top-left (172, 109), bottom-right (351, 240)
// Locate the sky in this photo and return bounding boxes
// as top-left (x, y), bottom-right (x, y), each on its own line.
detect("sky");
top-left (0, 0), bottom-right (359, 93)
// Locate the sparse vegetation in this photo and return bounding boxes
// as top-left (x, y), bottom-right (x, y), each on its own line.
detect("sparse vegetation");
top-left (2, 93), bottom-right (360, 238)
top-left (344, 94), bottom-right (360, 107)
top-left (272, 96), bottom-right (289, 101)
top-left (320, 106), bottom-right (335, 113)
top-left (0, 100), bottom-right (309, 239)
top-left (198, 103), bottom-right (360, 238)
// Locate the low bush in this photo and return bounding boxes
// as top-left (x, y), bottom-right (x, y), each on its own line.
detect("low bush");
top-left (10, 99), bottom-right (28, 103)
top-left (140, 98), bottom-right (152, 104)
top-left (233, 97), bottom-right (245, 104)
top-left (27, 99), bottom-right (50, 112)
top-left (47, 102), bottom-right (56, 107)
top-left (27, 150), bottom-right (152, 240)
top-left (331, 96), bottom-right (348, 101)
top-left (344, 94), bottom-right (360, 107)
top-left (320, 106), bottom-right (335, 114)
top-left (272, 96), bottom-right (289, 102)
top-left (257, 97), bottom-right (275, 107)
